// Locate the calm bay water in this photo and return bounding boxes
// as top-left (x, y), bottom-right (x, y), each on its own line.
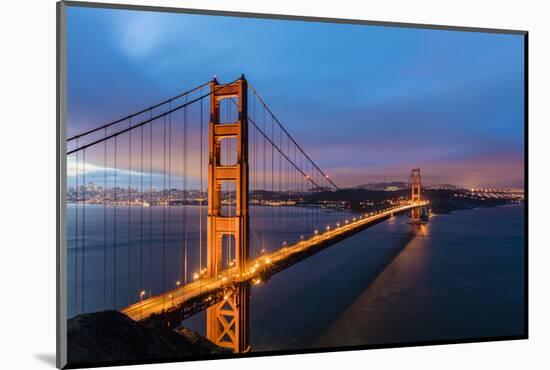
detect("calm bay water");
top-left (66, 204), bottom-right (353, 317)
top-left (247, 205), bottom-right (525, 350)
top-left (67, 204), bottom-right (525, 350)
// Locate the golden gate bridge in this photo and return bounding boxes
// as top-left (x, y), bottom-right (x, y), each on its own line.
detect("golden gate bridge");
top-left (66, 75), bottom-right (428, 353)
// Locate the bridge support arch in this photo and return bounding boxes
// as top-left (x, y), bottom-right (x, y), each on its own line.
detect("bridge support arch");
top-left (205, 76), bottom-right (250, 353)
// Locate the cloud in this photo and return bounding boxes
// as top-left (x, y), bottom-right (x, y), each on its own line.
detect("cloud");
top-left (116, 12), bottom-right (168, 59)
top-left (66, 156), bottom-right (205, 189)
top-left (67, 157), bottom-right (109, 177)
top-left (67, 157), bottom-right (149, 179)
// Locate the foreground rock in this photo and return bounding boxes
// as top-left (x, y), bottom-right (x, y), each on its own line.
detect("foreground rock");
top-left (67, 310), bottom-right (229, 366)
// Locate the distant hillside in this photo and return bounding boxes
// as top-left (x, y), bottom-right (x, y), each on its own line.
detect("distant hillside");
top-left (350, 182), bottom-right (408, 191)
top-left (425, 184), bottom-right (460, 190)
top-left (67, 310), bottom-right (229, 366)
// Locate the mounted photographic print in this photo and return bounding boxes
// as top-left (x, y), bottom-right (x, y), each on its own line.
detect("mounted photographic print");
top-left (56, 1), bottom-right (527, 368)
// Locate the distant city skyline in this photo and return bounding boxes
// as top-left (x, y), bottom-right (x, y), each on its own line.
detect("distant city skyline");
top-left (67, 178), bottom-right (524, 193)
top-left (67, 7), bottom-right (525, 189)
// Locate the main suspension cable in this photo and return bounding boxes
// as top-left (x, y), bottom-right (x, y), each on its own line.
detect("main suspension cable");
top-left (67, 81), bottom-right (210, 142)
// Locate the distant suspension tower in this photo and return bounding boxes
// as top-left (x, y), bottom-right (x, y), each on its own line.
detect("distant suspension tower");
top-left (409, 167), bottom-right (426, 224)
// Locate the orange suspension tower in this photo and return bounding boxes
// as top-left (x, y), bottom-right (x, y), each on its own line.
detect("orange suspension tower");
top-left (205, 76), bottom-right (250, 353)
top-left (410, 167), bottom-right (422, 224)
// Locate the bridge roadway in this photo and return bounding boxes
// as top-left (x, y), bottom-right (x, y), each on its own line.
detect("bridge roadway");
top-left (121, 202), bottom-right (427, 322)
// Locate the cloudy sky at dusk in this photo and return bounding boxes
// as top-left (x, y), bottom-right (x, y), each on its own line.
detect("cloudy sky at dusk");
top-left (67, 6), bottom-right (525, 189)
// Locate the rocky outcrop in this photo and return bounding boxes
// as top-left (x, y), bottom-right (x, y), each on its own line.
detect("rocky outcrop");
top-left (67, 310), bottom-right (228, 366)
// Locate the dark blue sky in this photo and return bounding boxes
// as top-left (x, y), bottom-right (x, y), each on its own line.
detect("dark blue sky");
top-left (67, 6), bottom-right (524, 188)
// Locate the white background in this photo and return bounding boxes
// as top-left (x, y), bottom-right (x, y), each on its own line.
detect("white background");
top-left (1, 0), bottom-right (548, 369)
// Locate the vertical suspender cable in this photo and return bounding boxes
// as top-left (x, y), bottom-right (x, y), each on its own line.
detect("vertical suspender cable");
top-left (82, 149), bottom-right (86, 313)
top-left (253, 95), bottom-right (257, 258)
top-left (140, 121), bottom-right (144, 297)
top-left (162, 114), bottom-right (167, 309)
top-left (264, 104), bottom-right (268, 251)
top-left (183, 96), bottom-right (188, 284)
top-left (228, 100), bottom-right (232, 266)
top-left (113, 136), bottom-right (117, 309)
top-left (271, 116), bottom-right (274, 253)
top-left (127, 119), bottom-right (132, 306)
top-left (74, 140), bottom-right (79, 316)
top-left (149, 110), bottom-right (153, 297)
top-left (199, 87), bottom-right (203, 273)
top-left (279, 124), bottom-right (282, 247)
top-left (103, 130), bottom-right (107, 309)
top-left (168, 102), bottom-right (172, 286)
